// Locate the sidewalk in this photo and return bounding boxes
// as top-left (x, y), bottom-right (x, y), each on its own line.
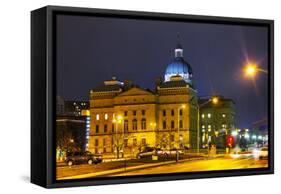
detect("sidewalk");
top-left (58, 154), bottom-right (223, 180)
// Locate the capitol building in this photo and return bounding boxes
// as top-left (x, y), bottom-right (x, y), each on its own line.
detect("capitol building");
top-left (88, 43), bottom-right (201, 157)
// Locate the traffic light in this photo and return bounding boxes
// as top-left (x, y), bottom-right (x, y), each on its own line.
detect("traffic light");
top-left (226, 135), bottom-right (234, 147)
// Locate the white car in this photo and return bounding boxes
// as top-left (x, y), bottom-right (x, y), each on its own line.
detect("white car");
top-left (258, 147), bottom-right (268, 159)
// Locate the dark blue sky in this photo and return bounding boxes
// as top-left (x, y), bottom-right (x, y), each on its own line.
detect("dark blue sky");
top-left (56, 15), bottom-right (268, 129)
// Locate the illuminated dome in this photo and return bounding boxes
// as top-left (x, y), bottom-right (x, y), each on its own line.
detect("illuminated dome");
top-left (164, 44), bottom-right (193, 86)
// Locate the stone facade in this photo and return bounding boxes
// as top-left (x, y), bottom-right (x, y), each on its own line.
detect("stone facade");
top-left (88, 77), bottom-right (199, 157)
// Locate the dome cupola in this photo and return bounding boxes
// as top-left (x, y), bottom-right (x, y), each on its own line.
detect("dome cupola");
top-left (164, 41), bottom-right (193, 87)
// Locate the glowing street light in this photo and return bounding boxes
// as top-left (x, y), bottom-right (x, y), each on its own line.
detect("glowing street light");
top-left (244, 63), bottom-right (258, 78)
top-left (212, 97), bottom-right (219, 104)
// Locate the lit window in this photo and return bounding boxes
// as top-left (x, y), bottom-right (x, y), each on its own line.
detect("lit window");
top-left (105, 113), bottom-right (108, 120)
top-left (96, 114), bottom-right (99, 120)
top-left (208, 113), bottom-right (211, 118)
top-left (222, 113), bottom-right (226, 118)
top-left (202, 125), bottom-right (205, 129)
top-left (208, 125), bottom-right (211, 132)
top-left (201, 114), bottom-right (205, 118)
top-left (132, 119), bottom-right (137, 130)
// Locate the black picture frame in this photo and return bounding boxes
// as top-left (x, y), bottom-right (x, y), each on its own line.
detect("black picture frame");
top-left (31, 5), bottom-right (274, 188)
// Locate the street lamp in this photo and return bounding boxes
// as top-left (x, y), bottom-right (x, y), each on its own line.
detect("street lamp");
top-left (243, 62), bottom-right (268, 78)
top-left (244, 63), bottom-right (258, 78)
top-left (113, 114), bottom-right (123, 158)
top-left (177, 104), bottom-right (186, 161)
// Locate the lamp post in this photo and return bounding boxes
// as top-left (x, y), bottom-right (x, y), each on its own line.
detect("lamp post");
top-left (113, 114), bottom-right (123, 159)
top-left (177, 104), bottom-right (186, 161)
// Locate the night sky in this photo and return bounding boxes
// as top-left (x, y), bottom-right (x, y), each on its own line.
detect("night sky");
top-left (56, 14), bottom-right (268, 129)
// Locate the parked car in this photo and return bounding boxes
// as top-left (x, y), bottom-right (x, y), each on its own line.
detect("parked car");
top-left (258, 147), bottom-right (268, 159)
top-left (65, 151), bottom-right (102, 166)
top-left (136, 147), bottom-right (163, 159)
top-left (162, 148), bottom-right (184, 156)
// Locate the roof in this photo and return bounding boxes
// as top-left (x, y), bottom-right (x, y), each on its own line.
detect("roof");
top-left (165, 57), bottom-right (193, 75)
top-left (91, 84), bottom-right (122, 92)
top-left (158, 80), bottom-right (188, 89)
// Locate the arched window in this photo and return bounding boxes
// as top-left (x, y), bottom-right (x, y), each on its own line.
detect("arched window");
top-left (163, 121), bottom-right (166, 129)
top-left (141, 118), bottom-right (146, 130)
top-left (179, 120), bottom-right (183, 128)
top-left (132, 119), bottom-right (137, 130)
top-left (124, 120), bottom-right (128, 132)
top-left (171, 120), bottom-right (175, 129)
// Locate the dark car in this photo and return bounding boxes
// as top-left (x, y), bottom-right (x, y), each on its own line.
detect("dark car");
top-left (65, 151), bottom-right (102, 166)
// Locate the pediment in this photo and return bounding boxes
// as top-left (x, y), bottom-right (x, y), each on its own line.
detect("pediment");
top-left (118, 87), bottom-right (154, 97)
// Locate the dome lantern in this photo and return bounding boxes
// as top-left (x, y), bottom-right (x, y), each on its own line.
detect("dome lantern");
top-left (164, 36), bottom-right (193, 87)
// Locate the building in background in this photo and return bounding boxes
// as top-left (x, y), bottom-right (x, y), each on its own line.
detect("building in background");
top-left (88, 43), bottom-right (199, 158)
top-left (199, 97), bottom-right (235, 149)
top-left (56, 98), bottom-right (91, 161)
top-left (250, 118), bottom-right (268, 147)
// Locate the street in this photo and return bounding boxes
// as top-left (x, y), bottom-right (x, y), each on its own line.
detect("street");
top-left (57, 154), bottom-right (268, 180)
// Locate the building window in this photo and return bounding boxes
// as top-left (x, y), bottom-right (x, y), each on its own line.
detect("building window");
top-left (207, 113), bottom-right (211, 118)
top-left (163, 110), bottom-right (166, 117)
top-left (133, 110), bottom-right (137, 116)
top-left (201, 114), bottom-right (205, 119)
top-left (222, 113), bottom-right (226, 118)
top-left (132, 119), bottom-right (137, 130)
top-left (124, 111), bottom-right (128, 116)
top-left (202, 125), bottom-right (205, 129)
top-left (124, 139), bottom-right (128, 147)
top-left (179, 120), bottom-right (183, 128)
top-left (124, 120), bottom-right (128, 132)
top-left (141, 138), bottom-right (146, 145)
top-left (105, 113), bottom-right (108, 120)
top-left (112, 124), bottom-right (115, 133)
top-left (133, 138), bottom-right (137, 146)
top-left (95, 125), bottom-right (99, 133)
top-left (104, 124), bottom-right (107, 133)
top-left (208, 125), bottom-right (211, 132)
top-left (171, 121), bottom-right (175, 129)
top-left (171, 109), bottom-right (174, 116)
top-left (163, 121), bottom-right (166, 129)
top-left (170, 135), bottom-right (175, 142)
top-left (96, 114), bottom-right (99, 120)
top-left (141, 118), bottom-right (146, 130)
top-left (179, 109), bottom-right (183, 116)
top-left (142, 110), bottom-right (145, 116)
top-left (95, 139), bottom-right (99, 146)
top-left (103, 138), bottom-right (106, 146)
top-left (222, 124), bottom-right (227, 128)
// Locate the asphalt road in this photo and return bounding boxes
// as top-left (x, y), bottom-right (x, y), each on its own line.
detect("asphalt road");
top-left (57, 154), bottom-right (268, 179)
top-left (114, 154), bottom-right (268, 176)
